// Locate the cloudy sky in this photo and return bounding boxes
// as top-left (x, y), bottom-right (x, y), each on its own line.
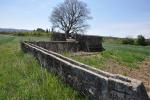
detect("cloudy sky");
top-left (0, 0), bottom-right (150, 38)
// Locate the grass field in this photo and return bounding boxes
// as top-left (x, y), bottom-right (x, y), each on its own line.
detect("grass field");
top-left (0, 35), bottom-right (86, 100)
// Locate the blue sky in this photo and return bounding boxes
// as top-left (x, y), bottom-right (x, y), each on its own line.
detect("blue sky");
top-left (0, 0), bottom-right (150, 38)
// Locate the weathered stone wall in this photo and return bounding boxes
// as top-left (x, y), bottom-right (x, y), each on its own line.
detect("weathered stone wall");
top-left (51, 32), bottom-right (104, 52)
top-left (51, 32), bottom-right (66, 41)
top-left (21, 42), bottom-right (149, 100)
top-left (78, 35), bottom-right (103, 52)
top-left (28, 41), bottom-right (79, 53)
top-left (27, 40), bottom-right (103, 53)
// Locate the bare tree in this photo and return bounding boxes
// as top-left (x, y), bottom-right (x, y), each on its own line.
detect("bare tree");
top-left (50, 0), bottom-right (91, 39)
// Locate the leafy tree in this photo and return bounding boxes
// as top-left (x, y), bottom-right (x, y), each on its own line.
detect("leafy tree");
top-left (136, 35), bottom-right (146, 46)
top-left (50, 0), bottom-right (91, 38)
top-left (36, 28), bottom-right (45, 32)
top-left (46, 29), bottom-right (49, 33)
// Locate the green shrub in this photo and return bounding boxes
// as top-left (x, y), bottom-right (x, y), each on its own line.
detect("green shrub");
top-left (122, 38), bottom-right (134, 45)
top-left (14, 32), bottom-right (27, 36)
top-left (136, 35), bottom-right (146, 46)
top-left (36, 28), bottom-right (45, 32)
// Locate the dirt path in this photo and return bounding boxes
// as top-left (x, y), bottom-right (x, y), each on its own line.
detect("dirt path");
top-left (101, 58), bottom-right (150, 95)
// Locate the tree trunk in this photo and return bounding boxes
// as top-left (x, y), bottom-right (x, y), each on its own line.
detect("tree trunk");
top-left (65, 30), bottom-right (71, 39)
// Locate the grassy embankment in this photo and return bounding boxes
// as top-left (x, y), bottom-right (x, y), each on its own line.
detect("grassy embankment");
top-left (0, 35), bottom-right (86, 100)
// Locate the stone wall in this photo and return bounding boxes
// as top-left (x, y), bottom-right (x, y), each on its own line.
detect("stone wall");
top-left (51, 32), bottom-right (104, 52)
top-left (27, 39), bottom-right (103, 53)
top-left (78, 35), bottom-right (103, 52)
top-left (29, 41), bottom-right (79, 53)
top-left (21, 42), bottom-right (149, 100)
top-left (51, 32), bottom-right (66, 41)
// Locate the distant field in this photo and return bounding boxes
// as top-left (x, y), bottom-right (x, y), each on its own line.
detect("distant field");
top-left (103, 36), bottom-right (150, 45)
top-left (0, 31), bottom-right (51, 37)
top-left (0, 35), bottom-right (86, 100)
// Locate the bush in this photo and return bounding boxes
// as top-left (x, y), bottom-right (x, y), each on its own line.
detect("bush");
top-left (14, 32), bottom-right (27, 36)
top-left (36, 28), bottom-right (45, 32)
top-left (122, 38), bottom-right (134, 45)
top-left (136, 35), bottom-right (146, 46)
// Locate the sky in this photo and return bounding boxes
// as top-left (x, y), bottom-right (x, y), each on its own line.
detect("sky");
top-left (0, 0), bottom-right (150, 38)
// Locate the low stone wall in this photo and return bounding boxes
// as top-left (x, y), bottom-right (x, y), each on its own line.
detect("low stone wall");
top-left (51, 32), bottom-right (104, 52)
top-left (21, 42), bottom-right (149, 100)
top-left (27, 40), bottom-right (103, 53)
top-left (51, 32), bottom-right (66, 41)
top-left (29, 41), bottom-right (79, 53)
top-left (78, 35), bottom-right (103, 52)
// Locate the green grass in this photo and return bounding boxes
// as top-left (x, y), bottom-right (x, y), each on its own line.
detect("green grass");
top-left (0, 35), bottom-right (86, 100)
top-left (65, 43), bottom-right (150, 69)
top-left (103, 43), bottom-right (150, 68)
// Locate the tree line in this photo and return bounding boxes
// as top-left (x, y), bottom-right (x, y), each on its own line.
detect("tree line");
top-left (122, 35), bottom-right (149, 46)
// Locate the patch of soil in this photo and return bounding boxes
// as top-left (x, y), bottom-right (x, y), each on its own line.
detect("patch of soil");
top-left (71, 52), bottom-right (99, 57)
top-left (101, 58), bottom-right (150, 96)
